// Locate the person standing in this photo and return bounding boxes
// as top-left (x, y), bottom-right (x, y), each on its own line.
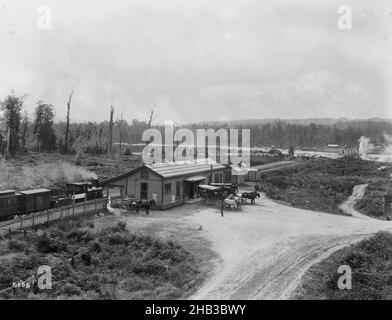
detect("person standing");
top-left (220, 202), bottom-right (224, 217)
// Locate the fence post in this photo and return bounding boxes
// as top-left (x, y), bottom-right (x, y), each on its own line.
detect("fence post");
top-left (8, 228), bottom-right (11, 240)
top-left (47, 209), bottom-right (50, 224)
top-left (384, 194), bottom-right (392, 220)
top-left (84, 195), bottom-right (87, 215)
top-left (20, 215), bottom-right (23, 230)
top-left (60, 205), bottom-right (62, 219)
top-left (32, 212), bottom-right (35, 227)
top-left (72, 193), bottom-right (75, 217)
top-left (95, 198), bottom-right (97, 213)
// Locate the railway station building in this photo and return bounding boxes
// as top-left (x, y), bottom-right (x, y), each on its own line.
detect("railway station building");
top-left (100, 158), bottom-right (226, 209)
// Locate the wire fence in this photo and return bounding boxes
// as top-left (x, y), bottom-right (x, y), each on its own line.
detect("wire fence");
top-left (0, 198), bottom-right (107, 239)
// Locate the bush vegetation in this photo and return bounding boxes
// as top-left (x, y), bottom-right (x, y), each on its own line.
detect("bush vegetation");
top-left (0, 220), bottom-right (202, 300)
top-left (293, 232), bottom-right (392, 299)
top-left (258, 158), bottom-right (392, 216)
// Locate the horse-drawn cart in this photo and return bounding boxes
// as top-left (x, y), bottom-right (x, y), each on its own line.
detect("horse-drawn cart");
top-left (198, 185), bottom-right (225, 207)
top-left (115, 197), bottom-right (155, 214)
top-left (198, 184), bottom-right (242, 209)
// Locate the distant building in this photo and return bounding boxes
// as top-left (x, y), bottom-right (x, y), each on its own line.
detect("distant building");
top-left (227, 162), bottom-right (251, 185)
top-left (339, 146), bottom-right (359, 158)
top-left (100, 158), bottom-right (226, 209)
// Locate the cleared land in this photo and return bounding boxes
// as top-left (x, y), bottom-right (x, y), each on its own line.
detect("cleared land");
top-left (1, 156), bottom-right (391, 299)
top-left (1, 185), bottom-right (391, 300)
top-left (187, 190), bottom-right (392, 299)
top-left (0, 153), bottom-right (141, 192)
top-left (0, 211), bottom-right (214, 299)
top-left (258, 158), bottom-right (392, 217)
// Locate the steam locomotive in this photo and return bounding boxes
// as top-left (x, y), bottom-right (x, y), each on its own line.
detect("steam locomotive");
top-left (0, 181), bottom-right (103, 221)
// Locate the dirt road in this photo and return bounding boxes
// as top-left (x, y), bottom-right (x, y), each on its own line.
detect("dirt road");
top-left (118, 185), bottom-right (392, 300)
top-left (188, 189), bottom-right (392, 300)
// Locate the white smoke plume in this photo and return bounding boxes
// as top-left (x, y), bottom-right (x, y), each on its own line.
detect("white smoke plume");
top-left (358, 136), bottom-right (374, 159)
top-left (383, 134), bottom-right (392, 155)
top-left (0, 161), bottom-right (98, 192)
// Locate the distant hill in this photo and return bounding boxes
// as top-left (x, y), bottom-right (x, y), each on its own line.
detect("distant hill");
top-left (190, 118), bottom-right (392, 127)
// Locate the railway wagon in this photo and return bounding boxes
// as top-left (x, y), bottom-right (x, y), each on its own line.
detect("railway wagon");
top-left (50, 195), bottom-right (73, 208)
top-left (0, 190), bottom-right (20, 220)
top-left (18, 189), bottom-right (52, 214)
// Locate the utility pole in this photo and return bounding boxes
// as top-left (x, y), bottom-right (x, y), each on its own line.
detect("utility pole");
top-left (108, 105), bottom-right (114, 156)
top-left (5, 126), bottom-right (10, 159)
top-left (118, 113), bottom-right (123, 153)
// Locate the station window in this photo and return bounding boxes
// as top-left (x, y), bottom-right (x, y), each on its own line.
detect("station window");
top-left (165, 183), bottom-right (172, 194)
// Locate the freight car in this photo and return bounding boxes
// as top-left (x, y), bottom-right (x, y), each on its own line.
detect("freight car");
top-left (18, 189), bottom-right (52, 215)
top-left (0, 182), bottom-right (104, 222)
top-left (0, 189), bottom-right (52, 220)
top-left (0, 190), bottom-right (20, 221)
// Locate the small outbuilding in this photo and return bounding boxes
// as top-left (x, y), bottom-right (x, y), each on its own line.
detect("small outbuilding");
top-left (100, 158), bottom-right (226, 209)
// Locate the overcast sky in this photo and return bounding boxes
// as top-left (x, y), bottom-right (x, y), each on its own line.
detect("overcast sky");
top-left (0, 0), bottom-right (391, 124)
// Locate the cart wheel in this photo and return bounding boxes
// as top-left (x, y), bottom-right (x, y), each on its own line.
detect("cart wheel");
top-left (216, 200), bottom-right (222, 208)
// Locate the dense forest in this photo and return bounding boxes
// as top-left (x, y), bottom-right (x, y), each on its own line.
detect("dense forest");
top-left (1, 91), bottom-right (392, 156)
top-left (182, 120), bottom-right (392, 149)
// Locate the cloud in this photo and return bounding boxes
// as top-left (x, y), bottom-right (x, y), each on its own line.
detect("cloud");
top-left (0, 0), bottom-right (390, 123)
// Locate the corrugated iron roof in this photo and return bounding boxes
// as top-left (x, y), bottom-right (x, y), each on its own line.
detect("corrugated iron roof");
top-left (0, 190), bottom-right (16, 197)
top-left (146, 158), bottom-right (225, 178)
top-left (19, 188), bottom-right (52, 195)
top-left (198, 184), bottom-right (220, 191)
top-left (185, 175), bottom-right (207, 182)
top-left (100, 158), bottom-right (226, 185)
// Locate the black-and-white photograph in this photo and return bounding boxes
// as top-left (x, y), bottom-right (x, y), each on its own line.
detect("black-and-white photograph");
top-left (0, 0), bottom-right (391, 308)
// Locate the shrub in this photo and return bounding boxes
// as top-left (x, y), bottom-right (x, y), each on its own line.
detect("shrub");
top-left (123, 147), bottom-right (132, 156)
top-left (112, 221), bottom-right (126, 232)
top-left (87, 222), bottom-right (95, 229)
top-left (66, 228), bottom-right (87, 241)
top-left (90, 240), bottom-right (102, 252)
top-left (36, 233), bottom-right (66, 253)
top-left (7, 240), bottom-right (25, 252)
top-left (62, 283), bottom-right (82, 297)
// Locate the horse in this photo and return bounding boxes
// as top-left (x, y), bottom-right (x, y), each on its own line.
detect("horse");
top-left (241, 191), bottom-right (260, 204)
top-left (132, 199), bottom-right (155, 214)
top-left (223, 195), bottom-right (242, 209)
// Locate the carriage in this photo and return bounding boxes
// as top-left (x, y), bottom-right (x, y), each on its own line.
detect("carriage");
top-left (198, 184), bottom-right (241, 209)
top-left (209, 183), bottom-right (238, 196)
top-left (115, 197), bottom-right (155, 214)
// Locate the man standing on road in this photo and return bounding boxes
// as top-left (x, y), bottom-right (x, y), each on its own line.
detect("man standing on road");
top-left (220, 202), bottom-right (224, 217)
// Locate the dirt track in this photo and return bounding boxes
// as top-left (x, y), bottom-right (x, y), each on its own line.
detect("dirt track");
top-left (188, 188), bottom-right (392, 300)
top-left (118, 185), bottom-right (392, 300)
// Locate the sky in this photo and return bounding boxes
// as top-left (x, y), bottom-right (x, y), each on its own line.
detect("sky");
top-left (0, 0), bottom-right (391, 124)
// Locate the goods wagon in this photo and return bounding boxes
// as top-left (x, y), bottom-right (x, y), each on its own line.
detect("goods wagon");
top-left (18, 189), bottom-right (52, 214)
top-left (0, 190), bottom-right (20, 220)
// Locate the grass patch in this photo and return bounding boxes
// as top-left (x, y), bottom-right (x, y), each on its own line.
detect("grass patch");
top-left (292, 232), bottom-right (392, 300)
top-left (355, 180), bottom-right (391, 219)
top-left (258, 158), bottom-right (392, 216)
top-left (0, 220), bottom-right (202, 300)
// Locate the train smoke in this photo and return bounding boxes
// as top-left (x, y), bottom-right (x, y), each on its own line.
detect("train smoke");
top-left (0, 161), bottom-right (97, 192)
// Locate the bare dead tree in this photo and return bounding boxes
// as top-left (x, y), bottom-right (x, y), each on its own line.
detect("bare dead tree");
top-left (116, 113), bottom-right (124, 153)
top-left (147, 106), bottom-right (156, 128)
top-left (64, 91), bottom-right (73, 153)
top-left (108, 105), bottom-right (114, 155)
